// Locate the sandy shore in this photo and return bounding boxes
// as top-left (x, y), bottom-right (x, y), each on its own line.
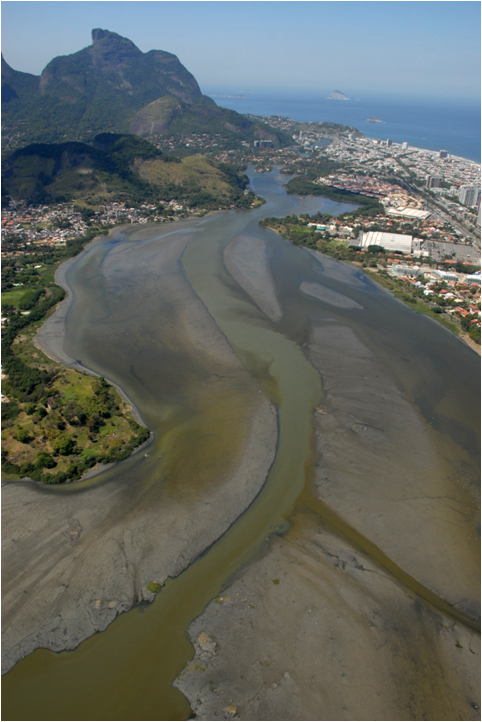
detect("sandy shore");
top-left (308, 324), bottom-right (480, 615)
top-left (300, 280), bottom-right (364, 309)
top-left (2, 226), bottom-right (279, 674)
top-left (460, 331), bottom-right (482, 355)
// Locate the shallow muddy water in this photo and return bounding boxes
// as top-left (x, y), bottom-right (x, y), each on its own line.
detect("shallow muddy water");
top-left (2, 168), bottom-right (480, 721)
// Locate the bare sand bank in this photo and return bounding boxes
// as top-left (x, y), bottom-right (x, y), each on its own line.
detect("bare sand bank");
top-left (2, 226), bottom-right (279, 674)
top-left (308, 324), bottom-right (480, 615)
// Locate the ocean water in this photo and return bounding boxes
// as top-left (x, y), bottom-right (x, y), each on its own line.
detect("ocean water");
top-left (205, 87), bottom-right (481, 163)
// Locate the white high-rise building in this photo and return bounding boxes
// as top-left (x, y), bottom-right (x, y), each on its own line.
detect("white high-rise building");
top-left (458, 186), bottom-right (481, 207)
top-left (402, 142), bottom-right (408, 150)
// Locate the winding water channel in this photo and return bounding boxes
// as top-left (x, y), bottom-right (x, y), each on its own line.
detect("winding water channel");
top-left (2, 168), bottom-right (480, 720)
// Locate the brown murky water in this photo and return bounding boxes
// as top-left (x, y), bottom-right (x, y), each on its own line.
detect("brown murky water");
top-left (2, 169), bottom-right (479, 720)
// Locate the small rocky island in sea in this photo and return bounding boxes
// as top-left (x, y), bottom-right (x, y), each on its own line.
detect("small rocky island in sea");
top-left (366, 116), bottom-right (384, 123)
top-left (327, 90), bottom-right (350, 100)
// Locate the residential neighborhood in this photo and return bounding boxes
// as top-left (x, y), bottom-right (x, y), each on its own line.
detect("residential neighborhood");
top-left (1, 199), bottom-right (203, 259)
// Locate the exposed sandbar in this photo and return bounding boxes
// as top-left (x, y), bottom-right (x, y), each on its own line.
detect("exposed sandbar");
top-left (308, 324), bottom-right (479, 615)
top-left (300, 280), bottom-right (363, 309)
top-left (224, 235), bottom-right (282, 322)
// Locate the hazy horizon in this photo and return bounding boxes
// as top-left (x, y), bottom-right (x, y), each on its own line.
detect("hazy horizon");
top-left (2, 1), bottom-right (480, 101)
top-left (203, 84), bottom-right (482, 104)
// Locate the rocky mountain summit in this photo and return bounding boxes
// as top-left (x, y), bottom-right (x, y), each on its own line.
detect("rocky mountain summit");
top-left (2, 29), bottom-right (287, 149)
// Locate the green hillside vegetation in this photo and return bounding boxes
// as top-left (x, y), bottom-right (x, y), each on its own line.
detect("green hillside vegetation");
top-left (2, 29), bottom-right (289, 150)
top-left (2, 133), bottom-right (255, 209)
top-left (2, 29), bottom-right (203, 144)
top-left (130, 94), bottom-right (291, 146)
top-left (1, 54), bottom-right (39, 104)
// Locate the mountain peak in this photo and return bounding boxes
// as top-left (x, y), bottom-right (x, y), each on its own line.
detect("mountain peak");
top-left (2, 30), bottom-right (289, 150)
top-left (92, 28), bottom-right (124, 43)
top-left (90, 28), bottom-right (140, 55)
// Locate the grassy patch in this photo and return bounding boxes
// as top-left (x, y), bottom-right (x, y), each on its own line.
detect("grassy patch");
top-left (392, 290), bottom-right (459, 333)
top-left (2, 289), bottom-right (27, 309)
top-left (37, 263), bottom-right (57, 286)
top-left (146, 581), bottom-right (163, 593)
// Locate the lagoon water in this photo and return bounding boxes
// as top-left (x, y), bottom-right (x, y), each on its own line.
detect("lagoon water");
top-left (2, 168), bottom-right (480, 720)
top-left (207, 88), bottom-right (481, 162)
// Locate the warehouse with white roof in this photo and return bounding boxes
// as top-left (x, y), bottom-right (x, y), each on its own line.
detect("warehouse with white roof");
top-left (387, 207), bottom-right (431, 220)
top-left (356, 231), bottom-right (413, 254)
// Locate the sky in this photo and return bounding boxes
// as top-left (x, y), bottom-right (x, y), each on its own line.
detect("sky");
top-left (1, 1), bottom-right (480, 99)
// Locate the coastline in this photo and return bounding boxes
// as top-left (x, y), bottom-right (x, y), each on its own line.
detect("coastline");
top-left (299, 247), bottom-right (481, 355)
top-left (356, 263), bottom-right (481, 355)
top-left (403, 144), bottom-right (480, 165)
top-left (2, 221), bottom-right (279, 674)
top-left (208, 93), bottom-right (481, 163)
top-left (34, 226), bottom-right (148, 428)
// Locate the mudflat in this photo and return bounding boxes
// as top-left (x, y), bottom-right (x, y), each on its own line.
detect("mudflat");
top-left (176, 323), bottom-right (480, 721)
top-left (2, 225), bottom-right (278, 674)
top-left (176, 514), bottom-right (479, 721)
top-left (3, 169), bottom-right (479, 720)
top-left (175, 223), bottom-right (480, 720)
